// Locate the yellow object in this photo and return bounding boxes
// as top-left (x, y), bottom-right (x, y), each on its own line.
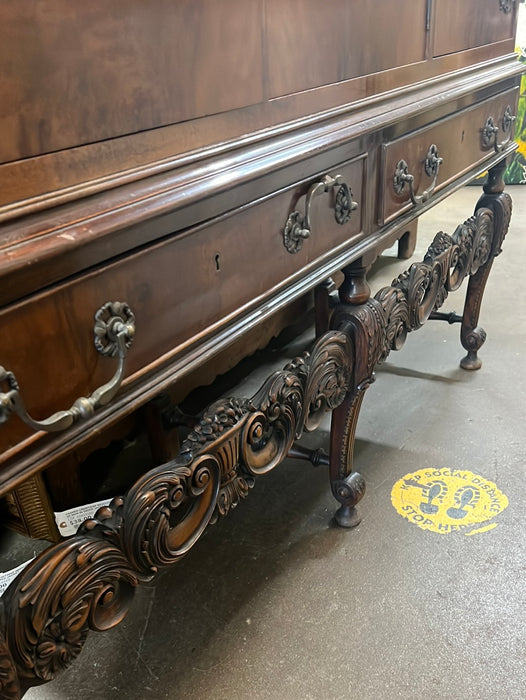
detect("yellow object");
top-left (391, 468), bottom-right (508, 535)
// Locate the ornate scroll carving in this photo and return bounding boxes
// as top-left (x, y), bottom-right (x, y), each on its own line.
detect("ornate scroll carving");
top-left (0, 524), bottom-right (144, 695)
top-left (0, 187), bottom-right (512, 698)
top-left (333, 203), bottom-right (504, 374)
top-left (0, 331), bottom-right (353, 698)
top-left (328, 190), bottom-right (512, 525)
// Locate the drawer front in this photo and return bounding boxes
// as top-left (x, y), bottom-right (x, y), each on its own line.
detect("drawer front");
top-left (381, 89), bottom-right (518, 224)
top-left (0, 156), bottom-right (365, 454)
top-left (433, 0), bottom-right (517, 57)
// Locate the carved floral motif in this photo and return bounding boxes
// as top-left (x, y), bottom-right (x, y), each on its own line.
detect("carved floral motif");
top-left (0, 189), bottom-right (512, 699)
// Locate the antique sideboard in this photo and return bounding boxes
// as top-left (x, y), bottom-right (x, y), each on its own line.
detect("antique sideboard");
top-left (0, 1), bottom-right (522, 696)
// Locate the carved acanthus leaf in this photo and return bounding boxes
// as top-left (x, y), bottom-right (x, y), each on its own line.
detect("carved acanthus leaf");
top-left (0, 190), bottom-right (512, 699)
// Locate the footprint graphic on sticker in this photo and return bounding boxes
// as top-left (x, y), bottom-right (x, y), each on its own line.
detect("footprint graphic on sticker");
top-left (419, 480), bottom-right (447, 514)
top-left (446, 486), bottom-right (480, 520)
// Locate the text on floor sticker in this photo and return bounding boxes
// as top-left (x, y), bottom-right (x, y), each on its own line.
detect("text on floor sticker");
top-left (391, 467), bottom-right (508, 535)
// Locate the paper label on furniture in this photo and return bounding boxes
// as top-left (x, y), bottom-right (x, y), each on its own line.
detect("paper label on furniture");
top-left (0, 559), bottom-right (35, 596)
top-left (391, 468), bottom-right (508, 535)
top-left (54, 499), bottom-right (112, 537)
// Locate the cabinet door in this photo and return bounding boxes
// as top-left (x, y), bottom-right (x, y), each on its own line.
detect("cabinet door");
top-left (0, 0), bottom-right (264, 162)
top-left (265, 0), bottom-right (427, 98)
top-left (433, 0), bottom-right (517, 56)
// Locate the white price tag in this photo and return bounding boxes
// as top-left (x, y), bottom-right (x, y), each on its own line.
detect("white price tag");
top-left (54, 499), bottom-right (112, 537)
top-left (0, 559), bottom-right (35, 596)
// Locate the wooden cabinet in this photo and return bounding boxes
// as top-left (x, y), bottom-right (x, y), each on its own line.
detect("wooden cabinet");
top-left (0, 2), bottom-right (522, 697)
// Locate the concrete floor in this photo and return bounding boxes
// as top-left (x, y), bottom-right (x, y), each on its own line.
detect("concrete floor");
top-left (5, 185), bottom-right (526, 699)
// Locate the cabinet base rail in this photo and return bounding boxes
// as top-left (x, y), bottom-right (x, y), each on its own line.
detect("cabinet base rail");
top-left (0, 169), bottom-right (511, 699)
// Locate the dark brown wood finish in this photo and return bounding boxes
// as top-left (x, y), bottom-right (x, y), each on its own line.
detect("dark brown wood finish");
top-left (433, 0), bottom-right (517, 56)
top-left (0, 163), bottom-right (513, 698)
top-left (0, 155), bottom-right (365, 459)
top-left (265, 0), bottom-right (427, 97)
top-left (381, 88), bottom-right (519, 223)
top-left (0, 1), bottom-right (522, 696)
top-left (0, 0), bottom-right (264, 162)
top-left (0, 29), bottom-right (516, 219)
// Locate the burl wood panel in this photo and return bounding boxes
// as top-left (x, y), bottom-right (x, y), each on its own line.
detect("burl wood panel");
top-left (381, 88), bottom-right (518, 223)
top-left (0, 0), bottom-right (263, 162)
top-left (433, 0), bottom-right (516, 57)
top-left (265, 0), bottom-right (427, 98)
top-left (0, 156), bottom-right (364, 456)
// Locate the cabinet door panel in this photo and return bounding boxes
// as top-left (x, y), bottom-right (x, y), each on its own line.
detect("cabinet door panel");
top-left (433, 0), bottom-right (516, 56)
top-left (0, 0), bottom-right (264, 162)
top-left (265, 0), bottom-right (427, 98)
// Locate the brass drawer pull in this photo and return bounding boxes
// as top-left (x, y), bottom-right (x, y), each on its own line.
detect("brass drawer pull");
top-left (499, 0), bottom-right (516, 13)
top-left (482, 106), bottom-right (516, 153)
top-left (283, 173), bottom-right (358, 254)
top-left (393, 143), bottom-right (443, 207)
top-left (0, 301), bottom-right (135, 433)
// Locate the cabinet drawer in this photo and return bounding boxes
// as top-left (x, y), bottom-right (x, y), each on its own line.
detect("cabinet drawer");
top-left (0, 155), bottom-right (365, 455)
top-left (381, 88), bottom-right (518, 224)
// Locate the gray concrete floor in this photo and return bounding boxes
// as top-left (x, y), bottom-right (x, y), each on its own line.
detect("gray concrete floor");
top-left (6, 185), bottom-right (526, 699)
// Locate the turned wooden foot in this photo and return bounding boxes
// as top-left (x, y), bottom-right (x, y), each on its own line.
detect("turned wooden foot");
top-left (460, 333), bottom-right (486, 371)
top-left (327, 261), bottom-right (374, 527)
top-left (332, 472), bottom-right (367, 528)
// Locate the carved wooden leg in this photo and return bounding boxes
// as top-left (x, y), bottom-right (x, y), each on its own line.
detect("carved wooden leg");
top-left (329, 386), bottom-right (368, 527)
top-left (0, 194), bottom-right (513, 695)
top-left (459, 272), bottom-right (489, 371)
top-left (327, 184), bottom-right (512, 524)
top-left (327, 260), bottom-right (374, 527)
top-left (459, 160), bottom-right (512, 370)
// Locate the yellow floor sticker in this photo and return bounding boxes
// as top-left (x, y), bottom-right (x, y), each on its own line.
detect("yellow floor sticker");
top-left (391, 468), bottom-right (508, 535)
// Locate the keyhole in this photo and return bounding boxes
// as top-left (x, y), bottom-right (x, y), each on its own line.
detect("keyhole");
top-left (461, 130), bottom-right (465, 143)
top-left (214, 253), bottom-right (221, 271)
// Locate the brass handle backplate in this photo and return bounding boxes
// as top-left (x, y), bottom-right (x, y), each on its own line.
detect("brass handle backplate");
top-left (393, 143), bottom-right (443, 208)
top-left (283, 174), bottom-right (358, 254)
top-left (499, 0), bottom-right (516, 13)
top-left (0, 301), bottom-right (135, 433)
top-left (482, 106), bottom-right (516, 153)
